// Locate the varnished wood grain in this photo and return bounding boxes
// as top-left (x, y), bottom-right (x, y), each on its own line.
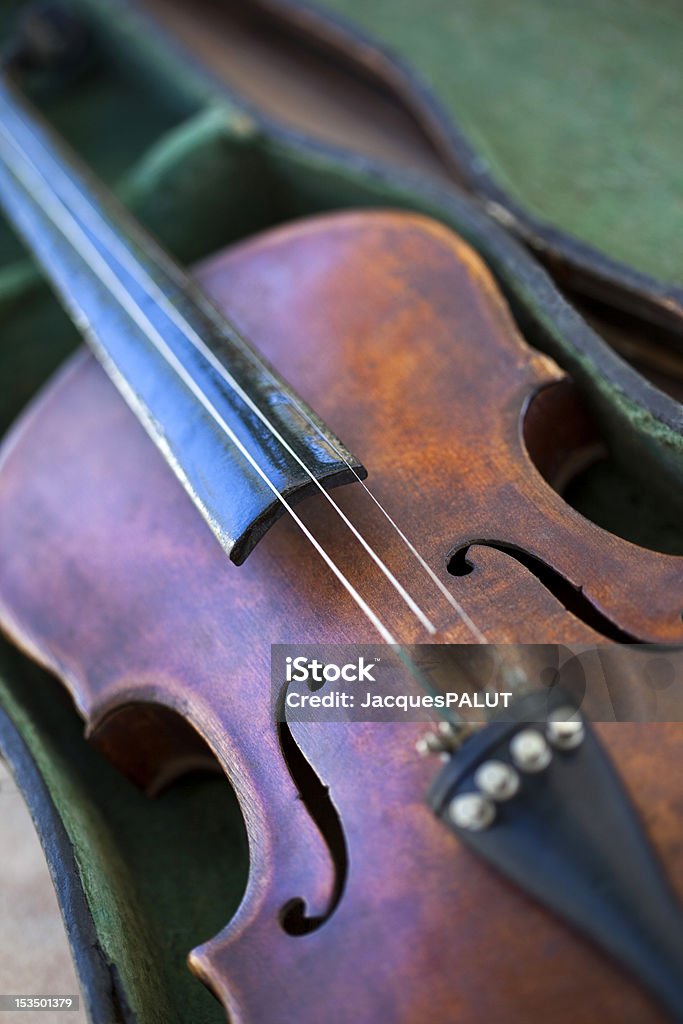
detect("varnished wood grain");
top-left (0, 211), bottom-right (681, 1022)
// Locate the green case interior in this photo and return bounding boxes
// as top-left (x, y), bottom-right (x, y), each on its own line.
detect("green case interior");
top-left (0, 639), bottom-right (247, 1024)
top-left (312, 0), bottom-right (683, 288)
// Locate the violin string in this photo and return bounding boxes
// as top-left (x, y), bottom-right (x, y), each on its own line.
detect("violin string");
top-left (0, 101), bottom-right (487, 648)
top-left (59, 174), bottom-right (487, 644)
top-left (190, 293), bottom-right (489, 644)
top-left (5, 100), bottom-right (488, 646)
top-left (0, 131), bottom-right (403, 647)
top-left (285, 454), bottom-right (488, 644)
top-left (0, 115), bottom-right (437, 640)
top-left (4, 104), bottom-right (488, 648)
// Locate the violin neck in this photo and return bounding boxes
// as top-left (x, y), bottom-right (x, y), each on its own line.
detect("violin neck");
top-left (0, 76), bottom-right (363, 562)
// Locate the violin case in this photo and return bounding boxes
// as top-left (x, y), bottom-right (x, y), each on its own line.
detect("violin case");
top-left (244, 0), bottom-right (683, 338)
top-left (0, 0), bottom-right (681, 1020)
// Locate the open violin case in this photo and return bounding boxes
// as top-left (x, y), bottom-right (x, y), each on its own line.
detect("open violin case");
top-left (0, 1), bottom-right (682, 1021)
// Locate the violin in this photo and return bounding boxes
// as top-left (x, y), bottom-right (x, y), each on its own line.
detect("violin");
top-left (0, 14), bottom-right (682, 1024)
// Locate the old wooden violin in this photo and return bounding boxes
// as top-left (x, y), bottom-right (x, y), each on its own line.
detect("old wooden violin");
top-left (0, 18), bottom-right (682, 1024)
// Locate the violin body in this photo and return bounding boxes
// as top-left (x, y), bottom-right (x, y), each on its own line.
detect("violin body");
top-left (0, 209), bottom-right (681, 1022)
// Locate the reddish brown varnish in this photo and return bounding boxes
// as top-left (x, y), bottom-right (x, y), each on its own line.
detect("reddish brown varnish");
top-left (0, 211), bottom-right (681, 1023)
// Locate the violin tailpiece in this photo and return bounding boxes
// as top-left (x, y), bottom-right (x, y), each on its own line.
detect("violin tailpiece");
top-left (429, 691), bottom-right (683, 1020)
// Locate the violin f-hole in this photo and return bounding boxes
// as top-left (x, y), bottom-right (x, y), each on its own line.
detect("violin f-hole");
top-left (276, 715), bottom-right (348, 935)
top-left (447, 542), bottom-right (639, 644)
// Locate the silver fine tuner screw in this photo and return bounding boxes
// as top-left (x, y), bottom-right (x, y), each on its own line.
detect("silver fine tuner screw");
top-left (474, 759), bottom-right (520, 801)
top-left (546, 707), bottom-right (585, 750)
top-left (416, 720), bottom-right (471, 759)
top-left (415, 731), bottom-right (446, 758)
top-left (415, 730), bottom-right (456, 761)
top-left (439, 719), bottom-right (481, 746)
top-left (510, 728), bottom-right (552, 773)
top-left (448, 792), bottom-right (496, 831)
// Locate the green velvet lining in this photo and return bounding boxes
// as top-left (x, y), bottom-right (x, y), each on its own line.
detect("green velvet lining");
top-left (0, 638), bottom-right (247, 1024)
top-left (313, 0), bottom-right (683, 286)
top-left (123, 107), bottom-right (278, 263)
